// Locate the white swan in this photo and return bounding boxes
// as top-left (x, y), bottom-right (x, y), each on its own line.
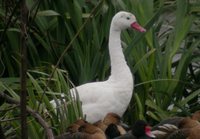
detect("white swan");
top-left (52, 11), bottom-right (146, 123)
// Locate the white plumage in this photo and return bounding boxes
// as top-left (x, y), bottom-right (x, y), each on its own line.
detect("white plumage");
top-left (51, 11), bottom-right (146, 123)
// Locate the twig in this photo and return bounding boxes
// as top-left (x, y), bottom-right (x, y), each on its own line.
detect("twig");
top-left (0, 105), bottom-right (19, 112)
top-left (0, 117), bottom-right (21, 122)
top-left (0, 92), bottom-right (54, 139)
top-left (20, 0), bottom-right (28, 138)
top-left (0, 52), bottom-right (5, 77)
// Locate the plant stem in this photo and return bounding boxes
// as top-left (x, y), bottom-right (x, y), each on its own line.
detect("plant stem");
top-left (20, 0), bottom-right (28, 138)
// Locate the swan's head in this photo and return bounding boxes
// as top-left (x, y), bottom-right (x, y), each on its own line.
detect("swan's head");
top-left (111, 11), bottom-right (146, 32)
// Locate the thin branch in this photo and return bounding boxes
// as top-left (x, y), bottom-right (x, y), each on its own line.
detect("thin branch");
top-left (0, 92), bottom-right (54, 139)
top-left (28, 0), bottom-right (42, 27)
top-left (0, 105), bottom-right (19, 112)
top-left (20, 0), bottom-right (28, 138)
top-left (0, 53), bottom-right (5, 77)
top-left (0, 117), bottom-right (21, 122)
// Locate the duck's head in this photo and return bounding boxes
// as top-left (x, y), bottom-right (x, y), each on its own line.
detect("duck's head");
top-left (132, 120), bottom-right (155, 138)
top-left (105, 123), bottom-right (121, 138)
top-left (192, 110), bottom-right (200, 121)
top-left (103, 112), bottom-right (121, 125)
top-left (111, 11), bottom-right (146, 32)
top-left (66, 119), bottom-right (87, 133)
top-left (178, 117), bottom-right (200, 129)
top-left (79, 123), bottom-right (103, 134)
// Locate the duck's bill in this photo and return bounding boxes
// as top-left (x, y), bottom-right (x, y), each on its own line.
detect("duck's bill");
top-left (131, 22), bottom-right (146, 32)
top-left (145, 126), bottom-right (156, 138)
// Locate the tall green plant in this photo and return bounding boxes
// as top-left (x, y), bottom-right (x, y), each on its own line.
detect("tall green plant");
top-left (122, 0), bottom-right (200, 123)
top-left (0, 67), bottom-right (82, 138)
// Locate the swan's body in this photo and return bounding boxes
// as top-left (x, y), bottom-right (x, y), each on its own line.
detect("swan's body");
top-left (52, 11), bottom-right (146, 123)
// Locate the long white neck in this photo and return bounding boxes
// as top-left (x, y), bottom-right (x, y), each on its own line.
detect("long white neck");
top-left (108, 25), bottom-right (132, 81)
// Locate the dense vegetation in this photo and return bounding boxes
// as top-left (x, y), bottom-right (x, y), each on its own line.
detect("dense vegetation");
top-left (0, 0), bottom-right (200, 138)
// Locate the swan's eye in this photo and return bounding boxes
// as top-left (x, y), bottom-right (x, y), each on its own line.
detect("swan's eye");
top-left (126, 17), bottom-right (130, 20)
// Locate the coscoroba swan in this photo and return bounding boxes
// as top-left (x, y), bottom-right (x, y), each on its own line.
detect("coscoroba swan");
top-left (51, 11), bottom-right (146, 123)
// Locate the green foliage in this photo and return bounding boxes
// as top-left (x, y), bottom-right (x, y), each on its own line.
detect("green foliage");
top-left (0, 67), bottom-right (82, 137)
top-left (123, 0), bottom-right (200, 123)
top-left (1, 0), bottom-right (200, 138)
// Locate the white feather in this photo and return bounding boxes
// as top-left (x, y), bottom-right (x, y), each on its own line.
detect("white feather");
top-left (51, 11), bottom-right (146, 123)
top-left (158, 124), bottom-right (178, 131)
top-left (151, 130), bottom-right (167, 136)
